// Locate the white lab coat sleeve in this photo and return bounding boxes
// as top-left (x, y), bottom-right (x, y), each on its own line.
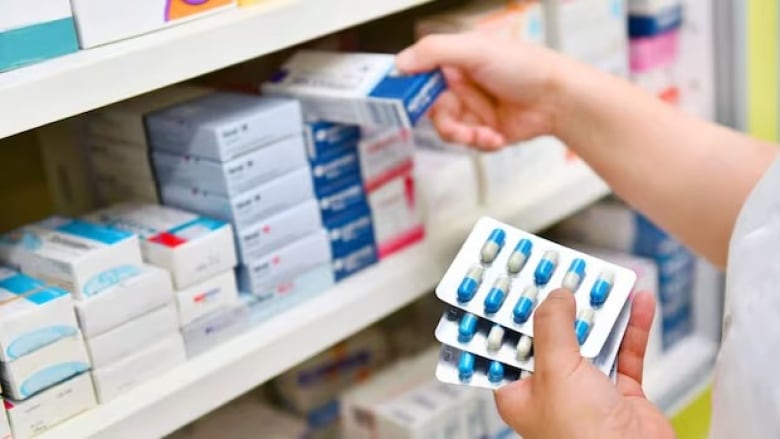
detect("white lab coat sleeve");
top-left (710, 154), bottom-right (780, 439)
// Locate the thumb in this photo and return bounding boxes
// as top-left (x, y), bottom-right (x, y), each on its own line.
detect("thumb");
top-left (397, 33), bottom-right (488, 74)
top-left (494, 377), bottom-right (534, 432)
top-left (533, 289), bottom-right (582, 378)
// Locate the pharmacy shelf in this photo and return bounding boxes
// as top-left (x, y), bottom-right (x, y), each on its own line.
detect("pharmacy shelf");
top-left (0, 0), bottom-right (434, 141)
top-left (39, 164), bottom-right (608, 439)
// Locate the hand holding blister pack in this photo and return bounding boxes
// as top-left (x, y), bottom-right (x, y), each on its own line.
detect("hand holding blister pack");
top-left (434, 217), bottom-right (636, 389)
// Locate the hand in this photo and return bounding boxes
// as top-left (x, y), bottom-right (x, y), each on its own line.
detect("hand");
top-left (495, 290), bottom-right (675, 439)
top-left (397, 33), bottom-right (570, 150)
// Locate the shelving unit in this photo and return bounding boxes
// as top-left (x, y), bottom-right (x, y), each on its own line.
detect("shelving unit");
top-left (38, 164), bottom-right (609, 439)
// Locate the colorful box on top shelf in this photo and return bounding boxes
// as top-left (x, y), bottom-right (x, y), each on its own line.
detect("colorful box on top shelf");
top-left (0, 0), bottom-right (79, 72)
top-left (70, 0), bottom-right (236, 48)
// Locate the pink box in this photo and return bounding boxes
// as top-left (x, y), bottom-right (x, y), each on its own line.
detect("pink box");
top-left (630, 30), bottom-right (680, 73)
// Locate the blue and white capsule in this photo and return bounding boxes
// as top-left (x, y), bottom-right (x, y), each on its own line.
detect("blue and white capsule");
top-left (458, 313), bottom-right (479, 343)
top-left (534, 250), bottom-right (559, 286)
top-left (487, 361), bottom-right (505, 384)
top-left (457, 265), bottom-right (485, 302)
top-left (486, 324), bottom-right (505, 352)
top-left (484, 276), bottom-right (511, 314)
top-left (507, 239), bottom-right (533, 274)
top-left (458, 352), bottom-right (476, 381)
top-left (562, 258), bottom-right (587, 292)
top-left (516, 335), bottom-right (533, 361)
top-left (481, 228), bottom-right (506, 264)
top-left (574, 309), bottom-right (596, 345)
top-left (512, 285), bottom-right (539, 324)
top-left (590, 271), bottom-right (615, 307)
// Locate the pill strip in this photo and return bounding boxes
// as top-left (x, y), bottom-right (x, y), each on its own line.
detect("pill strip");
top-left (436, 344), bottom-right (528, 390)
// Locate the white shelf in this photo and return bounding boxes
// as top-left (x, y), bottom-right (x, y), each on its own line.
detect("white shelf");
top-left (38, 165), bottom-right (608, 439)
top-left (0, 0), bottom-right (434, 140)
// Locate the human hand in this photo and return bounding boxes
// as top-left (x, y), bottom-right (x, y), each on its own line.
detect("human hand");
top-left (397, 33), bottom-right (572, 150)
top-left (495, 290), bottom-right (675, 439)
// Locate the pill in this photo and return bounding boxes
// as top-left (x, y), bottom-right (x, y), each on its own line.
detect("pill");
top-left (590, 271), bottom-right (615, 307)
top-left (458, 352), bottom-right (475, 381)
top-left (512, 285), bottom-right (539, 324)
top-left (481, 228), bottom-right (506, 264)
top-left (516, 335), bottom-right (533, 361)
top-left (487, 361), bottom-right (505, 383)
top-left (486, 324), bottom-right (505, 351)
top-left (458, 313), bottom-right (479, 343)
top-left (534, 250), bottom-right (559, 285)
top-left (457, 265), bottom-right (485, 302)
top-left (484, 276), bottom-right (511, 314)
top-left (562, 258), bottom-right (587, 291)
top-left (574, 309), bottom-right (596, 345)
top-left (507, 239), bottom-right (533, 274)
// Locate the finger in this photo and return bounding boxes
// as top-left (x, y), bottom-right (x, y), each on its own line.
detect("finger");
top-left (397, 33), bottom-right (487, 73)
top-left (442, 67), bottom-right (499, 128)
top-left (616, 291), bottom-right (656, 388)
top-left (533, 289), bottom-right (582, 378)
top-left (494, 378), bottom-right (534, 432)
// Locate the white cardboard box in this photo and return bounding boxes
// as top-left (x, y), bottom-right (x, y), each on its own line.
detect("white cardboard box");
top-left (0, 333), bottom-right (90, 400)
top-left (176, 271), bottom-right (239, 327)
top-left (0, 269), bottom-right (78, 362)
top-left (413, 148), bottom-right (479, 224)
top-left (146, 93), bottom-right (303, 162)
top-left (75, 264), bottom-right (174, 339)
top-left (367, 173), bottom-right (424, 259)
top-left (235, 199), bottom-right (322, 263)
top-left (358, 127), bottom-right (414, 192)
top-left (4, 373), bottom-right (96, 439)
top-left (0, 396), bottom-right (10, 439)
top-left (91, 333), bottom-right (186, 403)
top-left (13, 218), bottom-right (144, 300)
top-left (181, 302), bottom-right (248, 358)
top-left (86, 203), bottom-right (237, 289)
top-left (84, 303), bottom-right (178, 369)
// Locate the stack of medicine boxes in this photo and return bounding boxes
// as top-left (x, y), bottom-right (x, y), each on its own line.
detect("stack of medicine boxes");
top-left (144, 92), bottom-right (334, 315)
top-left (304, 121), bottom-right (378, 281)
top-left (83, 86), bottom-right (210, 205)
top-left (85, 203), bottom-right (241, 358)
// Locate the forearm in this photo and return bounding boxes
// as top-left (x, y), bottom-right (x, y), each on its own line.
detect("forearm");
top-left (551, 60), bottom-right (778, 268)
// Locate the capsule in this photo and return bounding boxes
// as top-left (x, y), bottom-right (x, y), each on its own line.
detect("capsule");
top-left (457, 265), bottom-right (485, 302)
top-left (590, 271), bottom-right (615, 307)
top-left (486, 324), bottom-right (505, 352)
top-left (574, 309), bottom-right (596, 345)
top-left (562, 258), bottom-right (587, 291)
top-left (458, 352), bottom-right (476, 381)
top-left (458, 313), bottom-right (479, 343)
top-left (484, 276), bottom-right (511, 314)
top-left (534, 250), bottom-right (559, 285)
top-left (487, 361), bottom-right (505, 383)
top-left (480, 228), bottom-right (506, 264)
top-left (507, 239), bottom-right (533, 274)
top-left (512, 286), bottom-right (539, 324)
top-left (516, 335), bottom-right (533, 361)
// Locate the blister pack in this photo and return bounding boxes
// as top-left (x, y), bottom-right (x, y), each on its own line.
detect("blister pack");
top-left (434, 217), bottom-right (636, 388)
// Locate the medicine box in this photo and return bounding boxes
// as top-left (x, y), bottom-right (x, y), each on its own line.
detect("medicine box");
top-left (13, 218), bottom-right (144, 300)
top-left (146, 93), bottom-right (303, 162)
top-left (304, 122), bottom-right (361, 161)
top-left (310, 147), bottom-right (362, 197)
top-left (4, 373), bottom-right (96, 439)
top-left (87, 136), bottom-right (156, 182)
top-left (86, 203), bottom-right (237, 289)
top-left (161, 166), bottom-right (315, 231)
top-left (0, 217), bottom-right (70, 270)
top-left (84, 303), bottom-right (178, 369)
top-left (326, 205), bottom-right (376, 257)
top-left (358, 127), bottom-right (415, 192)
top-left (0, 399), bottom-right (9, 439)
top-left (235, 199), bottom-right (322, 263)
top-left (0, 0), bottom-right (79, 72)
top-left (333, 243), bottom-right (378, 282)
top-left (153, 134), bottom-right (308, 197)
top-left (70, 0), bottom-right (236, 48)
top-left (628, 3), bottom-right (683, 38)
top-left (91, 333), bottom-right (186, 403)
top-left (317, 176), bottom-right (369, 226)
top-left (0, 333), bottom-right (90, 400)
top-left (181, 302), bottom-right (248, 358)
top-left (414, 148), bottom-right (479, 224)
top-left (367, 172), bottom-right (424, 259)
top-left (75, 264), bottom-right (174, 339)
top-left (0, 269), bottom-right (78, 362)
top-left (263, 50), bottom-right (446, 128)
top-left (176, 270), bottom-right (239, 327)
top-left (238, 230), bottom-right (332, 298)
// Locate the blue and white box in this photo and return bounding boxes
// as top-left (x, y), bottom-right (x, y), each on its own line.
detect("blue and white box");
top-left (0, 332), bottom-right (90, 400)
top-left (86, 203), bottom-right (237, 289)
top-left (161, 167), bottom-right (315, 231)
top-left (318, 178), bottom-right (369, 226)
top-left (0, 269), bottom-right (77, 363)
top-left (0, 0), bottom-right (79, 72)
top-left (235, 199), bottom-right (322, 263)
top-left (145, 93), bottom-right (303, 162)
top-left (325, 206), bottom-right (376, 257)
top-left (263, 51), bottom-right (446, 128)
top-left (152, 134), bottom-right (308, 197)
top-left (305, 122), bottom-right (361, 160)
top-left (628, 2), bottom-right (683, 37)
top-left (310, 147), bottom-right (362, 197)
top-left (332, 243), bottom-right (378, 282)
